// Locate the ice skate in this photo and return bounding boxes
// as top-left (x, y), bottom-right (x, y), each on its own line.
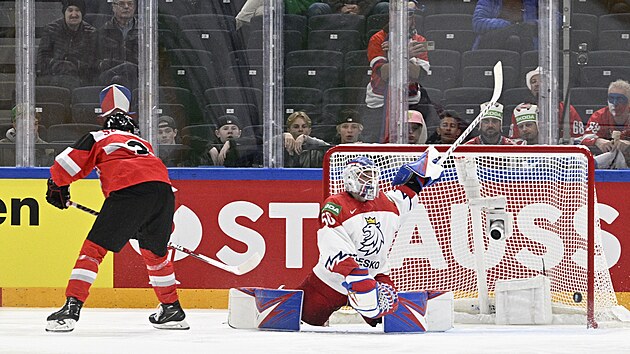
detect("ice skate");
top-left (46, 297), bottom-right (83, 332)
top-left (149, 300), bottom-right (190, 330)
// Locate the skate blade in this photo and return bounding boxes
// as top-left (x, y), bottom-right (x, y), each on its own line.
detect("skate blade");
top-left (46, 319), bottom-right (76, 332)
top-left (152, 319), bottom-right (190, 330)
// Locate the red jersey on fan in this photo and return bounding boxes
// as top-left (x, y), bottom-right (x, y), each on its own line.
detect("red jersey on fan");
top-left (50, 129), bottom-right (170, 197)
top-left (578, 106), bottom-right (630, 146)
top-left (509, 102), bottom-right (585, 139)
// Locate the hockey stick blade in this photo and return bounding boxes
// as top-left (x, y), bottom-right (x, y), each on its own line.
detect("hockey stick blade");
top-left (437, 61), bottom-right (503, 166)
top-left (168, 242), bottom-right (262, 276)
top-left (68, 201), bottom-right (261, 275)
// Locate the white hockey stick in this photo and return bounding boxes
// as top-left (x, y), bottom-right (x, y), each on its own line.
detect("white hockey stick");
top-left (68, 201), bottom-right (261, 275)
top-left (436, 61), bottom-right (504, 166)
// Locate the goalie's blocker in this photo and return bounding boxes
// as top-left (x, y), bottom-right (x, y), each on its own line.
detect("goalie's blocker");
top-left (392, 146), bottom-right (444, 193)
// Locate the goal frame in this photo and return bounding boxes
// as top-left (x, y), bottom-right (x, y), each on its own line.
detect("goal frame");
top-left (322, 144), bottom-right (597, 328)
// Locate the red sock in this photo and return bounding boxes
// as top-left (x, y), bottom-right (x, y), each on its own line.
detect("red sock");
top-left (65, 239), bottom-right (108, 302)
top-left (141, 248), bottom-right (179, 304)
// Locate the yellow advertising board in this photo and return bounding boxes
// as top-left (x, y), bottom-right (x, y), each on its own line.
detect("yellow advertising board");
top-left (0, 179), bottom-right (112, 288)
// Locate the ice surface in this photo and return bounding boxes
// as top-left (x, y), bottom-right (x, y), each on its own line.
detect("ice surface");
top-left (1, 308), bottom-right (629, 354)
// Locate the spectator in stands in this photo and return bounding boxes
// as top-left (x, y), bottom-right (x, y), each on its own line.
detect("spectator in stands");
top-left (97, 0), bottom-right (139, 89)
top-left (283, 111), bottom-right (330, 168)
top-left (365, 0), bottom-right (435, 143)
top-left (407, 110), bottom-right (427, 144)
top-left (512, 103), bottom-right (539, 145)
top-left (426, 109), bottom-right (464, 144)
top-left (307, 0), bottom-right (389, 17)
top-left (472, 0), bottom-right (538, 52)
top-left (36, 0), bottom-right (98, 88)
top-left (509, 67), bottom-right (584, 141)
top-left (577, 79), bottom-right (630, 169)
top-left (208, 115), bottom-right (261, 167)
top-left (157, 116), bottom-right (178, 144)
top-left (332, 109), bottom-right (363, 144)
top-left (236, 0), bottom-right (319, 30)
top-left (466, 102), bottom-right (515, 145)
top-left (0, 105), bottom-right (54, 166)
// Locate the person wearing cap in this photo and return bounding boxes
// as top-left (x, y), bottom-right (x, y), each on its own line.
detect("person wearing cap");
top-left (283, 111), bottom-right (330, 168)
top-left (44, 84), bottom-right (189, 332)
top-left (157, 116), bottom-right (178, 145)
top-left (512, 103), bottom-right (539, 145)
top-left (509, 66), bottom-right (584, 141)
top-left (37, 0), bottom-right (97, 87)
top-left (207, 115), bottom-right (261, 167)
top-left (96, 0), bottom-right (139, 89)
top-left (466, 102), bottom-right (516, 145)
top-left (427, 110), bottom-right (465, 145)
top-left (407, 110), bottom-right (428, 144)
top-left (333, 109), bottom-right (364, 144)
top-left (577, 79), bottom-right (630, 169)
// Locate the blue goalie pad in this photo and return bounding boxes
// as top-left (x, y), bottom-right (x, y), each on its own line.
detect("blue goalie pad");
top-left (254, 288), bottom-right (303, 332)
top-left (383, 291), bottom-right (428, 333)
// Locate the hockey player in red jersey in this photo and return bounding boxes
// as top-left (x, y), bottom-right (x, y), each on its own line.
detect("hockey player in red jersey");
top-left (297, 149), bottom-right (443, 326)
top-left (44, 84), bottom-right (188, 332)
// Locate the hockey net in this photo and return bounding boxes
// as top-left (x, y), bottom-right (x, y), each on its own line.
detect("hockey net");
top-left (323, 144), bottom-right (625, 327)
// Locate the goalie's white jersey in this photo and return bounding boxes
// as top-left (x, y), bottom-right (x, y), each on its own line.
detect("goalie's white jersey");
top-left (313, 186), bottom-right (419, 294)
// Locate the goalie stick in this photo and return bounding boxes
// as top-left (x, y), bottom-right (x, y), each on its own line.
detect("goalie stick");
top-left (67, 201), bottom-right (261, 275)
top-left (436, 61), bottom-right (504, 166)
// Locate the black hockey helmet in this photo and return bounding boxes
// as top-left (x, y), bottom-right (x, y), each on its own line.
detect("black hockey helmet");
top-left (103, 112), bottom-right (138, 133)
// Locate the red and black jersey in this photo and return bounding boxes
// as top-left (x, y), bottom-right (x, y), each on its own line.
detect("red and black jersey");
top-left (50, 129), bottom-right (170, 197)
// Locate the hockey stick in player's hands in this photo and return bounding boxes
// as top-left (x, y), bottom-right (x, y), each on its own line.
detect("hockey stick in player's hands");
top-left (436, 61), bottom-right (504, 166)
top-left (67, 201), bottom-right (261, 275)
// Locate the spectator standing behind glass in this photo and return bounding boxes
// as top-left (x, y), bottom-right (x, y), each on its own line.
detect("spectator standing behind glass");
top-left (332, 109), bottom-right (363, 144)
top-left (365, 0), bottom-right (434, 143)
top-left (36, 0), bottom-right (97, 88)
top-left (508, 67), bottom-right (584, 140)
top-left (577, 79), bottom-right (630, 169)
top-left (511, 103), bottom-right (539, 145)
top-left (407, 110), bottom-right (427, 144)
top-left (472, 0), bottom-right (538, 52)
top-left (465, 102), bottom-right (516, 145)
top-left (97, 0), bottom-right (138, 89)
top-left (235, 0), bottom-right (318, 30)
top-left (426, 110), bottom-right (464, 144)
top-left (283, 112), bottom-right (330, 168)
top-left (307, 0), bottom-right (389, 17)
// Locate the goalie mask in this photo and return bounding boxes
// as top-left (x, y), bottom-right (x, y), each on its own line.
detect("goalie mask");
top-left (103, 112), bottom-right (139, 134)
top-left (343, 156), bottom-right (380, 201)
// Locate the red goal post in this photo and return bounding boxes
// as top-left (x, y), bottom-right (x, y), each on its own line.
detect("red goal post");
top-left (323, 144), bottom-right (621, 328)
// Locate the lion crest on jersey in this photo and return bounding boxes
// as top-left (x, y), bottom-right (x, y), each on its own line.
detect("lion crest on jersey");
top-left (359, 217), bottom-right (384, 256)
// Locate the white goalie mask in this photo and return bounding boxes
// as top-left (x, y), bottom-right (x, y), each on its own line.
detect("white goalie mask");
top-left (342, 157), bottom-right (380, 201)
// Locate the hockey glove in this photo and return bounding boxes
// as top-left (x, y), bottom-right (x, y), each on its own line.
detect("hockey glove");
top-left (392, 146), bottom-right (444, 193)
top-left (342, 268), bottom-right (398, 319)
top-left (46, 178), bottom-right (70, 209)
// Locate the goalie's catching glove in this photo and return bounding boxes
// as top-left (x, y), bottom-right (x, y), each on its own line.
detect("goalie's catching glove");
top-left (46, 178), bottom-right (70, 209)
top-left (392, 146), bottom-right (444, 193)
top-left (342, 267), bottom-right (398, 319)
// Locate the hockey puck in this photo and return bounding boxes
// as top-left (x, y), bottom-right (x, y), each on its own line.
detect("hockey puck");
top-left (573, 292), bottom-right (583, 303)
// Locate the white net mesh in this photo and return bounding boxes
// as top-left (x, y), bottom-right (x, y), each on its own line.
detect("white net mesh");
top-left (324, 145), bottom-right (619, 324)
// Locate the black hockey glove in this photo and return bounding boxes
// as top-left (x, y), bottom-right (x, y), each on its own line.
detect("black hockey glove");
top-left (46, 178), bottom-right (70, 209)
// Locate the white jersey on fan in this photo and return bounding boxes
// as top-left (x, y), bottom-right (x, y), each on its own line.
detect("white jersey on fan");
top-left (313, 187), bottom-right (419, 295)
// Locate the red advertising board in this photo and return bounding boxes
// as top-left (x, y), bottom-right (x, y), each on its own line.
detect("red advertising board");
top-left (114, 179), bottom-right (630, 292)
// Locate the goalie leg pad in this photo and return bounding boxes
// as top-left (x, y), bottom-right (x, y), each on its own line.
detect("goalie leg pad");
top-left (254, 288), bottom-right (303, 331)
top-left (384, 291), bottom-right (428, 333)
top-left (228, 287), bottom-right (303, 331)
